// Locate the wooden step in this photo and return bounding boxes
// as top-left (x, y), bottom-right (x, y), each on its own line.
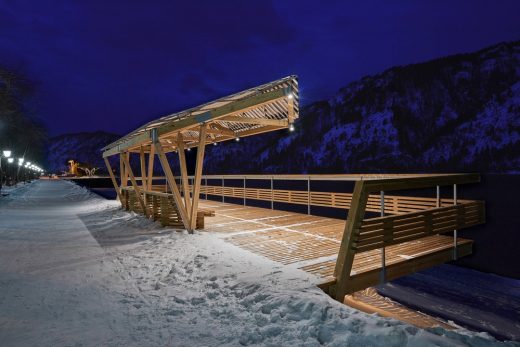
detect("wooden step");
top-left (344, 287), bottom-right (454, 330)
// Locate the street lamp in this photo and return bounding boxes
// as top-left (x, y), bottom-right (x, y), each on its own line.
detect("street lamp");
top-left (7, 158), bottom-right (14, 164)
top-left (0, 149), bottom-right (12, 195)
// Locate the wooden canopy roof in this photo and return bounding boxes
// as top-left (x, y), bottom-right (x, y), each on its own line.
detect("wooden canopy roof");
top-left (103, 75), bottom-right (299, 157)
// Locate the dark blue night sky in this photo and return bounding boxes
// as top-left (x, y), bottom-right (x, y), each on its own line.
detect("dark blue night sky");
top-left (1, 0), bottom-right (519, 136)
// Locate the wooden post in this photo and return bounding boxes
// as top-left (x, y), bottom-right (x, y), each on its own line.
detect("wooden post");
top-left (147, 144), bottom-right (155, 191)
top-left (154, 141), bottom-right (191, 231)
top-left (189, 124), bottom-right (207, 230)
top-left (177, 133), bottom-right (192, 214)
top-left (122, 152), bottom-right (150, 217)
top-left (140, 146), bottom-right (147, 191)
top-left (380, 190), bottom-right (386, 284)
top-left (333, 181), bottom-right (369, 301)
top-left (270, 176), bottom-right (274, 209)
top-left (453, 184), bottom-right (458, 260)
top-left (103, 157), bottom-right (122, 203)
top-left (119, 154), bottom-right (127, 188)
top-left (307, 177), bottom-right (311, 215)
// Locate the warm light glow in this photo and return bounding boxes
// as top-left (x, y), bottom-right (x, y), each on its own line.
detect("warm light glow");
top-left (213, 142), bottom-right (217, 146)
top-left (289, 124), bottom-right (295, 132)
top-left (287, 93), bottom-right (293, 99)
top-left (187, 148), bottom-right (191, 151)
top-left (2, 150), bottom-right (11, 158)
top-left (7, 158), bottom-right (14, 163)
top-left (235, 137), bottom-right (240, 142)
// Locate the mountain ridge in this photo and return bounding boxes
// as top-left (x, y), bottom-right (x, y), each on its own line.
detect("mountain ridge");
top-left (202, 39), bottom-right (520, 174)
top-left (45, 40), bottom-right (520, 175)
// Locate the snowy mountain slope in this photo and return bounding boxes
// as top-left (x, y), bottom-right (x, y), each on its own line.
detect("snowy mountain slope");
top-left (203, 40), bottom-right (520, 174)
top-left (46, 131), bottom-right (120, 173)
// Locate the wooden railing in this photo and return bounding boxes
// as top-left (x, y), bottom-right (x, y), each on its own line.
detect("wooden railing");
top-left (354, 201), bottom-right (485, 252)
top-left (195, 184), bottom-right (466, 215)
top-left (332, 173), bottom-right (485, 300)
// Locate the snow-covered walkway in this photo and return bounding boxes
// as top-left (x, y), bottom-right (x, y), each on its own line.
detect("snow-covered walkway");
top-left (0, 180), bottom-right (515, 346)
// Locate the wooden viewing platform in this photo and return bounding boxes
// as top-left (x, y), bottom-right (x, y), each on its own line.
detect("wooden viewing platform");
top-left (117, 173), bottom-right (485, 301)
top-left (102, 76), bottom-right (486, 308)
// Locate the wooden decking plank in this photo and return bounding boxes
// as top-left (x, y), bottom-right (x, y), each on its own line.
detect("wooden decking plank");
top-left (196, 199), bottom-right (474, 291)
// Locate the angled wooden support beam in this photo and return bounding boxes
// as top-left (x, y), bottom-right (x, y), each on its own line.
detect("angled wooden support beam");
top-left (287, 92), bottom-right (295, 123)
top-left (119, 154), bottom-right (127, 188)
top-left (219, 116), bottom-right (289, 127)
top-left (177, 133), bottom-right (192, 214)
top-left (147, 144), bottom-right (155, 191)
top-left (154, 141), bottom-right (192, 232)
top-left (139, 146), bottom-right (148, 190)
top-left (333, 181), bottom-right (369, 301)
top-left (208, 123), bottom-right (236, 137)
top-left (103, 157), bottom-right (122, 203)
top-left (189, 124), bottom-right (207, 230)
top-left (122, 153), bottom-right (150, 217)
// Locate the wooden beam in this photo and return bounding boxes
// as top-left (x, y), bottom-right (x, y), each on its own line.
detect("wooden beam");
top-left (122, 153), bottom-right (150, 217)
top-left (154, 142), bottom-right (192, 232)
top-left (139, 146), bottom-right (147, 190)
top-left (189, 124), bottom-right (207, 230)
top-left (119, 153), bottom-right (127, 187)
top-left (102, 87), bottom-right (290, 156)
top-left (364, 174), bottom-right (481, 193)
top-left (207, 123), bottom-right (235, 137)
top-left (287, 91), bottom-right (295, 122)
top-left (177, 133), bottom-right (191, 214)
top-left (333, 181), bottom-right (369, 301)
top-left (103, 157), bottom-right (122, 203)
top-left (147, 144), bottom-right (155, 191)
top-left (219, 116), bottom-right (289, 127)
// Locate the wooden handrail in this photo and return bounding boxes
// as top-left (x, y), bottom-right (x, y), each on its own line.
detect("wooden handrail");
top-left (189, 184), bottom-right (472, 215)
top-left (174, 173), bottom-right (479, 183)
top-left (353, 201), bottom-right (485, 252)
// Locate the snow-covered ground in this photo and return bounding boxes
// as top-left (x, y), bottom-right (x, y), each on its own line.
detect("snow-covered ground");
top-left (0, 180), bottom-right (517, 346)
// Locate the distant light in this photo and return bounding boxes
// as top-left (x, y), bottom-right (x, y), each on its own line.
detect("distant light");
top-left (213, 142), bottom-right (217, 146)
top-left (187, 148), bottom-right (191, 152)
top-left (26, 161), bottom-right (31, 166)
top-left (287, 93), bottom-right (293, 100)
top-left (7, 158), bottom-right (14, 163)
top-left (2, 150), bottom-right (11, 158)
top-left (289, 124), bottom-right (295, 132)
top-left (18, 158), bottom-right (24, 164)
top-left (235, 137), bottom-right (240, 142)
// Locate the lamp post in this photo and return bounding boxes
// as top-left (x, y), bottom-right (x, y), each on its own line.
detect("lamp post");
top-left (16, 158), bottom-right (24, 186)
top-left (6, 158), bottom-right (14, 186)
top-left (0, 150), bottom-right (12, 195)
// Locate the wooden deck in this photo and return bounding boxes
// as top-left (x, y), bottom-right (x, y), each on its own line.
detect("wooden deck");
top-left (197, 199), bottom-right (473, 291)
